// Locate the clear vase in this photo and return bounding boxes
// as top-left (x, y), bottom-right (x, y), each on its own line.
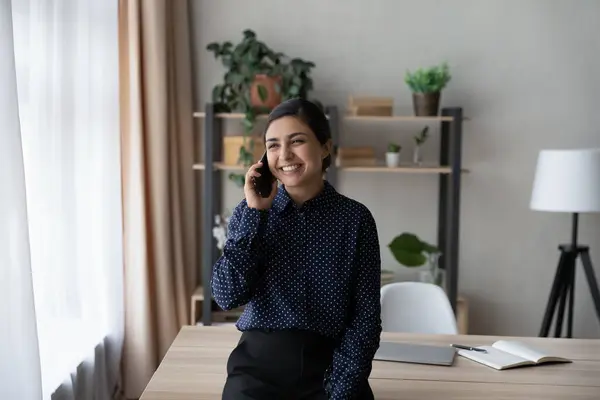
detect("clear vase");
top-left (419, 253), bottom-right (443, 287)
top-left (413, 145), bottom-right (422, 165)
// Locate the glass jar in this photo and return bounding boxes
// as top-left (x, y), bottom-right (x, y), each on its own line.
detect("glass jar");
top-left (419, 252), bottom-right (443, 287)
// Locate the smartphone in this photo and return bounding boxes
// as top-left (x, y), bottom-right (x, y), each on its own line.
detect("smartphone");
top-left (252, 152), bottom-right (276, 198)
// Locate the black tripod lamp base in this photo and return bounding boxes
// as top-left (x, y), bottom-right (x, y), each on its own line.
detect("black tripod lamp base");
top-left (539, 244), bottom-right (600, 338)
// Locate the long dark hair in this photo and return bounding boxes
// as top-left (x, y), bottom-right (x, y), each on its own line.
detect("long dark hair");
top-left (264, 98), bottom-right (331, 171)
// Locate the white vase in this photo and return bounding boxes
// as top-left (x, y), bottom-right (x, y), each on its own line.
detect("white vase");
top-left (386, 152), bottom-right (400, 167)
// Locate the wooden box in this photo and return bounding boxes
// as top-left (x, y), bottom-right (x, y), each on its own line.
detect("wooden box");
top-left (336, 157), bottom-right (377, 167)
top-left (223, 136), bottom-right (265, 166)
top-left (348, 96), bottom-right (394, 117)
top-left (335, 146), bottom-right (377, 167)
top-left (337, 146), bottom-right (375, 159)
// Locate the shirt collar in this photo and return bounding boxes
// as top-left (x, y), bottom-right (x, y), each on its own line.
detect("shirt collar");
top-left (272, 180), bottom-right (338, 213)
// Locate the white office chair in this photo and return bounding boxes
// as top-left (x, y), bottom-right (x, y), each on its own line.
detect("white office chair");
top-left (380, 281), bottom-right (458, 334)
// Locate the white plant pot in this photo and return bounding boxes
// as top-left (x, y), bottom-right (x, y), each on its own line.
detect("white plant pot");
top-left (386, 152), bottom-right (400, 167)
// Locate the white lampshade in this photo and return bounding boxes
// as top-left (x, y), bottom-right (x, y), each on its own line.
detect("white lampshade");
top-left (530, 148), bottom-right (600, 213)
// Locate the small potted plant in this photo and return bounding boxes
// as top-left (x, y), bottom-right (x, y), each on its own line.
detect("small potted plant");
top-left (404, 62), bottom-right (451, 116)
top-left (412, 126), bottom-right (429, 165)
top-left (386, 142), bottom-right (401, 167)
top-left (388, 232), bottom-right (443, 286)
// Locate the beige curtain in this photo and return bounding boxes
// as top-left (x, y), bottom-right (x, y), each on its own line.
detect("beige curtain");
top-left (118, 0), bottom-right (197, 398)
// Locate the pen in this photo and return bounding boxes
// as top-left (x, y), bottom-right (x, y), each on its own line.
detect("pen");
top-left (451, 344), bottom-right (488, 353)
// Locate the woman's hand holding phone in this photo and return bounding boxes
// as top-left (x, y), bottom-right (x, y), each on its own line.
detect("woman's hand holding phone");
top-left (244, 161), bottom-right (277, 210)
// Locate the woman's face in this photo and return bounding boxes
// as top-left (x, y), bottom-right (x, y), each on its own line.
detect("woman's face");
top-left (264, 116), bottom-right (330, 189)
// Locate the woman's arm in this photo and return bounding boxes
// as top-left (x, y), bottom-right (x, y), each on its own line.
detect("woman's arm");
top-left (210, 200), bottom-right (269, 310)
top-left (328, 208), bottom-right (382, 399)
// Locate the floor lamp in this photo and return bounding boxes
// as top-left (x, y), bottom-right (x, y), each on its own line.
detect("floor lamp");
top-left (530, 148), bottom-right (600, 338)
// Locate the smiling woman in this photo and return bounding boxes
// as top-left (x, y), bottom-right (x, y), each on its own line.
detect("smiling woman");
top-left (262, 100), bottom-right (333, 203)
top-left (211, 98), bottom-right (381, 400)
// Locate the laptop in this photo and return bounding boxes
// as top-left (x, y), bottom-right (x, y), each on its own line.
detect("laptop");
top-left (374, 341), bottom-right (457, 366)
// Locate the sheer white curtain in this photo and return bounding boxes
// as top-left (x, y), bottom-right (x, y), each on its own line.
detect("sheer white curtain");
top-left (0, 1), bottom-right (43, 399)
top-left (4, 0), bottom-right (124, 399)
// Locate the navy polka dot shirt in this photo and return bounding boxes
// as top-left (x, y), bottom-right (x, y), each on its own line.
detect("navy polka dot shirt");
top-left (211, 180), bottom-right (382, 399)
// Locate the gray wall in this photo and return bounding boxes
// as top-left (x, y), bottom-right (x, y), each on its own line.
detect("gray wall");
top-left (190, 0), bottom-right (600, 337)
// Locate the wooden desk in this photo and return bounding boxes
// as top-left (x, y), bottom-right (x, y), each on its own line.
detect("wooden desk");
top-left (140, 326), bottom-right (600, 399)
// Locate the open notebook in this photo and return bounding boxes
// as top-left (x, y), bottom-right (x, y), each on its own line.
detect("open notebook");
top-left (457, 340), bottom-right (572, 370)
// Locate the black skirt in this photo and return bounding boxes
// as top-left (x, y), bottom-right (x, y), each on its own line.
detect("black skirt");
top-left (222, 329), bottom-right (374, 400)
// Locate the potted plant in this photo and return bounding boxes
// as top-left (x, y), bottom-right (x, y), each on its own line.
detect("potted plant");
top-left (206, 30), bottom-right (319, 186)
top-left (388, 232), bottom-right (443, 286)
top-left (404, 62), bottom-right (451, 116)
top-left (386, 142), bottom-right (401, 167)
top-left (412, 126), bottom-right (429, 165)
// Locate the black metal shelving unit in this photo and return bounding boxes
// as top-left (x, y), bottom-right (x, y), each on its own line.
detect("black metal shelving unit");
top-left (194, 104), bottom-right (464, 325)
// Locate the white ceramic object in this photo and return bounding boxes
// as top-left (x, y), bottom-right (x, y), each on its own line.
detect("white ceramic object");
top-left (386, 152), bottom-right (400, 167)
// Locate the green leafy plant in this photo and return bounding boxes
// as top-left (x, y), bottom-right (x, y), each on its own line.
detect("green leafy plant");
top-left (206, 29), bottom-right (319, 186)
top-left (404, 62), bottom-right (451, 94)
top-left (414, 126), bottom-right (429, 146)
top-left (387, 142), bottom-right (401, 153)
top-left (388, 232), bottom-right (439, 267)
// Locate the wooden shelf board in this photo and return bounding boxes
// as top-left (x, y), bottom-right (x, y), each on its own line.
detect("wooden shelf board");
top-left (193, 112), bottom-right (458, 122)
top-left (344, 115), bottom-right (454, 122)
top-left (342, 165), bottom-right (450, 173)
top-left (193, 112), bottom-right (270, 119)
top-left (193, 163), bottom-right (469, 174)
top-left (193, 163), bottom-right (244, 171)
top-left (193, 111), bottom-right (332, 121)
